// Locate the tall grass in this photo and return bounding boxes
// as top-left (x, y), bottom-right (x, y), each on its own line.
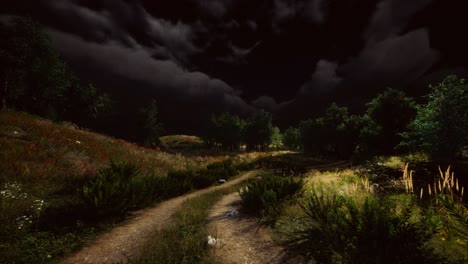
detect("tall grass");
top-left (239, 173), bottom-right (303, 224)
top-left (402, 164), bottom-right (468, 262)
top-left (279, 186), bottom-right (439, 264)
top-left (277, 164), bottom-right (467, 264)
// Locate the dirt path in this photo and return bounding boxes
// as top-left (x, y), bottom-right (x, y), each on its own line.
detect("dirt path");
top-left (60, 171), bottom-right (258, 264)
top-left (207, 192), bottom-right (293, 264)
top-left (206, 161), bottom-right (350, 264)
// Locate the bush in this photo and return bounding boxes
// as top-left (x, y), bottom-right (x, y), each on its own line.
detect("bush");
top-left (281, 187), bottom-right (439, 264)
top-left (191, 159), bottom-right (240, 189)
top-left (165, 170), bottom-right (196, 195)
top-left (81, 161), bottom-right (141, 218)
top-left (239, 173), bottom-right (303, 223)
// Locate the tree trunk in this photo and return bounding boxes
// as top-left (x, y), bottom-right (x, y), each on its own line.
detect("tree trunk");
top-left (1, 79), bottom-right (7, 110)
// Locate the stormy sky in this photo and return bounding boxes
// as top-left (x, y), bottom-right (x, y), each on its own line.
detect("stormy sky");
top-left (2, 0), bottom-right (468, 135)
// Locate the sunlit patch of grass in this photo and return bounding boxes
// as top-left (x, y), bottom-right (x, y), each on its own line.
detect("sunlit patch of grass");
top-left (303, 169), bottom-right (374, 201)
top-left (374, 156), bottom-right (406, 170)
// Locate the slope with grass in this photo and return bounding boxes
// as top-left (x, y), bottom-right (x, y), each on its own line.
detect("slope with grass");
top-left (0, 110), bottom-right (242, 263)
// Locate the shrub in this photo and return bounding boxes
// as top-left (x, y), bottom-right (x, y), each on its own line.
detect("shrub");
top-left (165, 170), bottom-right (196, 195)
top-left (205, 158), bottom-right (238, 179)
top-left (81, 161), bottom-right (141, 218)
top-left (239, 173), bottom-right (303, 223)
top-left (190, 159), bottom-right (240, 189)
top-left (280, 187), bottom-right (439, 264)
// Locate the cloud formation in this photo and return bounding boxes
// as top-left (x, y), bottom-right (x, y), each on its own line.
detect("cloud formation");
top-left (365, 0), bottom-right (434, 45)
top-left (3, 0), bottom-right (461, 131)
top-left (48, 28), bottom-right (253, 114)
top-left (299, 60), bottom-right (342, 95)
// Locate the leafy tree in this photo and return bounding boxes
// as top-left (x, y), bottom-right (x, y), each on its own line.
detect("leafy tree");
top-left (360, 88), bottom-right (416, 155)
top-left (270, 126), bottom-right (283, 150)
top-left (400, 75), bottom-right (468, 160)
top-left (245, 110), bottom-right (274, 151)
top-left (61, 74), bottom-right (112, 125)
top-left (283, 127), bottom-right (301, 150)
top-left (204, 112), bottom-right (246, 150)
top-left (0, 17), bottom-right (70, 117)
top-left (0, 16), bottom-right (112, 124)
top-left (301, 103), bottom-right (361, 158)
top-left (143, 99), bottom-right (164, 148)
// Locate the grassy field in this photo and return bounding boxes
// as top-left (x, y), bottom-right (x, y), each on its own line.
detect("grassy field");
top-left (0, 110), bottom-right (268, 263)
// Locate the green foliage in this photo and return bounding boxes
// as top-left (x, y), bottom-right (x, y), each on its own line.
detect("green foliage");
top-left (18, 230), bottom-right (95, 264)
top-left (62, 81), bottom-right (112, 126)
top-left (245, 110), bottom-right (274, 151)
top-left (82, 161), bottom-right (141, 218)
top-left (0, 16), bottom-right (111, 123)
top-left (143, 99), bottom-right (164, 148)
top-left (400, 75), bottom-right (468, 161)
top-left (239, 173), bottom-right (303, 223)
top-left (300, 103), bottom-right (362, 158)
top-left (283, 127), bottom-right (301, 150)
top-left (270, 126), bottom-right (283, 149)
top-left (281, 189), bottom-right (439, 264)
top-left (0, 17), bottom-right (70, 117)
top-left (169, 159), bottom-right (240, 190)
top-left (204, 112), bottom-right (246, 150)
top-left (360, 88), bottom-right (416, 156)
top-left (80, 159), bottom-right (238, 219)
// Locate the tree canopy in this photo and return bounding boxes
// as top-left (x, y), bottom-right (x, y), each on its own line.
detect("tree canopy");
top-left (359, 88), bottom-right (416, 155)
top-left (0, 16), bottom-right (110, 124)
top-left (400, 75), bottom-right (468, 161)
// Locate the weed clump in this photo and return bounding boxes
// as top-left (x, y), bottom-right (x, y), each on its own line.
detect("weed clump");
top-left (239, 173), bottom-right (303, 223)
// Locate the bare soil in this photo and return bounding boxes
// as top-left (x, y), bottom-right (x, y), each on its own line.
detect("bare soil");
top-left (207, 192), bottom-right (311, 264)
top-left (60, 171), bottom-right (257, 264)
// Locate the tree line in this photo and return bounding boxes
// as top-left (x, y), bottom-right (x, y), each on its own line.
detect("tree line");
top-left (203, 110), bottom-right (280, 151)
top-left (206, 77), bottom-right (467, 162)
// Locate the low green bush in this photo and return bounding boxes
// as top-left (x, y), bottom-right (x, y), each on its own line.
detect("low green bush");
top-left (81, 161), bottom-right (141, 218)
top-left (280, 187), bottom-right (441, 264)
top-left (205, 158), bottom-right (239, 179)
top-left (239, 173), bottom-right (303, 223)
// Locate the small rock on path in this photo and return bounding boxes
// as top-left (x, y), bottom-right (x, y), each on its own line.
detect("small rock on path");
top-left (208, 192), bottom-right (303, 264)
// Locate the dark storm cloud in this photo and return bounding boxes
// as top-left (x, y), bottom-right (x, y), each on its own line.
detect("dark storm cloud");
top-left (44, 0), bottom-right (129, 45)
top-left (340, 28), bottom-right (438, 87)
top-left (192, 0), bottom-right (235, 18)
top-left (3, 0), bottom-right (462, 131)
top-left (43, 0), bottom-right (201, 64)
top-left (273, 0), bottom-right (326, 24)
top-left (295, 0), bottom-right (438, 94)
top-left (299, 60), bottom-right (342, 95)
top-left (48, 28), bottom-right (254, 114)
top-left (365, 0), bottom-right (434, 45)
top-left (336, 0), bottom-right (438, 89)
top-left (251, 96), bottom-right (285, 113)
top-left (274, 0), bottom-right (439, 123)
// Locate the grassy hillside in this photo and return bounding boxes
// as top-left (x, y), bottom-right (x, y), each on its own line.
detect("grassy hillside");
top-left (0, 110), bottom-right (243, 263)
